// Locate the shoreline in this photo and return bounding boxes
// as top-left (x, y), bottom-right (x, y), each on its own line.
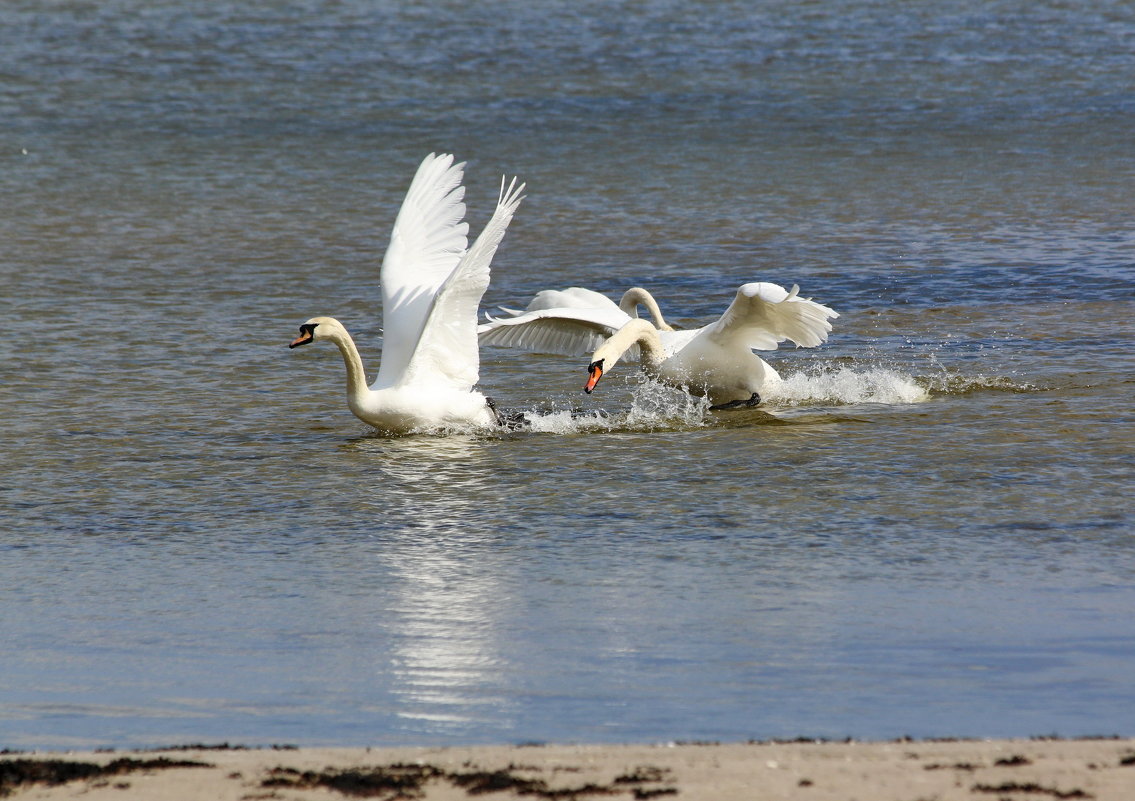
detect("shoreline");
top-left (4, 737), bottom-right (1135, 800)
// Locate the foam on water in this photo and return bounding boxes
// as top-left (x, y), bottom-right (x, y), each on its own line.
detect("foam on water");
top-left (767, 366), bottom-right (930, 406)
top-left (517, 379), bottom-right (710, 435)
top-left (521, 408), bottom-right (620, 435)
top-left (382, 364), bottom-right (1043, 439)
top-left (516, 365), bottom-right (935, 435)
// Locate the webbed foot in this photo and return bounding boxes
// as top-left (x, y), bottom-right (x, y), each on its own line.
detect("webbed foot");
top-left (486, 397), bottom-right (531, 430)
top-left (709, 392), bottom-right (761, 411)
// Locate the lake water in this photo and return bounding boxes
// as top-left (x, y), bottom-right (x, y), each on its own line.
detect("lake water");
top-left (2, 0), bottom-right (1133, 750)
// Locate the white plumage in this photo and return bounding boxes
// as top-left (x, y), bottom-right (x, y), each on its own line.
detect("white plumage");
top-left (289, 153), bottom-right (525, 433)
top-left (479, 283), bottom-right (838, 408)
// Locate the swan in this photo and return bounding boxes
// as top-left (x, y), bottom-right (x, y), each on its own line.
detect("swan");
top-left (478, 285), bottom-right (675, 360)
top-left (495, 286), bottom-right (675, 331)
top-left (289, 153), bottom-right (525, 434)
top-left (479, 282), bottom-right (837, 409)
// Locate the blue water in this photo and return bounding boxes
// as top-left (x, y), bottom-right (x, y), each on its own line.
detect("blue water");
top-left (1, 0), bottom-right (1133, 750)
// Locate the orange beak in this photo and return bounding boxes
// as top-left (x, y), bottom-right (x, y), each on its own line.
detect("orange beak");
top-left (289, 329), bottom-right (314, 349)
top-left (584, 360), bottom-right (604, 394)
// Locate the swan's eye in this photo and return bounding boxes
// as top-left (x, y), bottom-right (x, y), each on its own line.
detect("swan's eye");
top-left (588, 359), bottom-right (604, 372)
top-left (300, 323), bottom-right (317, 336)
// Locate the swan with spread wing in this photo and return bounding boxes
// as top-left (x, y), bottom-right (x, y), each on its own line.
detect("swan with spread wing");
top-left (289, 153), bottom-right (525, 433)
top-left (479, 282), bottom-right (838, 408)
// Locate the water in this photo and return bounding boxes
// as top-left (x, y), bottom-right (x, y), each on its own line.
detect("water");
top-left (2, 0), bottom-right (1133, 749)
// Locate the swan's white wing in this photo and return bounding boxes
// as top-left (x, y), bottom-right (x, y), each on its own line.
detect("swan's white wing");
top-left (706, 282), bottom-right (839, 351)
top-left (478, 305), bottom-right (637, 358)
top-left (400, 176), bottom-right (526, 390)
top-left (375, 153), bottom-right (469, 388)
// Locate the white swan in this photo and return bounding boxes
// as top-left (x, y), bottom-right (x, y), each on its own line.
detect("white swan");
top-left (495, 286), bottom-right (675, 331)
top-left (479, 282), bottom-right (837, 408)
top-left (289, 153), bottom-right (525, 434)
top-left (478, 285), bottom-right (675, 360)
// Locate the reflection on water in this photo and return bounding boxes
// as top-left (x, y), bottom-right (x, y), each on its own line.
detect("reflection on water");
top-left (343, 436), bottom-right (517, 734)
top-left (348, 435), bottom-right (496, 535)
top-left (385, 539), bottom-right (514, 733)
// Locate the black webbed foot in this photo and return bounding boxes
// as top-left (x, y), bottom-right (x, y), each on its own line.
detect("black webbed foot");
top-left (486, 397), bottom-right (532, 430)
top-left (709, 392), bottom-right (761, 411)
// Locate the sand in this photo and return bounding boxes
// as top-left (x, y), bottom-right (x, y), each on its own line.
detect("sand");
top-left (3, 738), bottom-right (1134, 800)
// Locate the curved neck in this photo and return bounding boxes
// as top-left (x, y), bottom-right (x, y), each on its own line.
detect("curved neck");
top-left (618, 287), bottom-right (674, 331)
top-left (328, 328), bottom-right (371, 403)
top-left (601, 318), bottom-right (665, 369)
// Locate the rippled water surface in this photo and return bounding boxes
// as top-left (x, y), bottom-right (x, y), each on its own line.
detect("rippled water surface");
top-left (2, 0), bottom-right (1133, 749)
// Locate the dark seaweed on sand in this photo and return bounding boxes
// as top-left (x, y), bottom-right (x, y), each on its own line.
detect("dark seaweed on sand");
top-left (262, 761), bottom-right (676, 800)
top-left (0, 757), bottom-right (211, 797)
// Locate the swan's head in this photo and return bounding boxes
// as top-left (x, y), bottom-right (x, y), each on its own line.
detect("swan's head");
top-left (583, 319), bottom-right (655, 393)
top-left (288, 316), bottom-right (341, 348)
top-left (584, 338), bottom-right (627, 393)
top-left (584, 358), bottom-right (605, 394)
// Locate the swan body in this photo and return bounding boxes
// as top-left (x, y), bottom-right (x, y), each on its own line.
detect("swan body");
top-left (289, 153), bottom-right (525, 434)
top-left (497, 286), bottom-right (675, 331)
top-left (480, 282), bottom-right (837, 407)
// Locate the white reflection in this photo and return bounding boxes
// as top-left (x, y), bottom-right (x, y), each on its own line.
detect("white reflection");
top-left (351, 435), bottom-right (517, 735)
top-left (349, 434), bottom-right (495, 535)
top-left (386, 542), bottom-right (514, 732)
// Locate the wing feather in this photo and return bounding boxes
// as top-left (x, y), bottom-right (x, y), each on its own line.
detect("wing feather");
top-left (400, 176), bottom-right (526, 390)
top-left (375, 153), bottom-right (469, 388)
top-left (706, 282), bottom-right (839, 351)
top-left (478, 305), bottom-right (636, 358)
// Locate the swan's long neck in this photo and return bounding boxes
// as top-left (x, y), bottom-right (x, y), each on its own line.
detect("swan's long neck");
top-left (619, 287), bottom-right (674, 331)
top-left (327, 328), bottom-right (371, 405)
top-left (597, 318), bottom-right (665, 370)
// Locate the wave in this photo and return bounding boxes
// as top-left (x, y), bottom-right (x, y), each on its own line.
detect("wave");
top-left (918, 371), bottom-right (1042, 396)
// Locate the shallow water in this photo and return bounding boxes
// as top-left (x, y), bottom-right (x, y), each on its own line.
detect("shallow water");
top-left (2, 0), bottom-right (1134, 749)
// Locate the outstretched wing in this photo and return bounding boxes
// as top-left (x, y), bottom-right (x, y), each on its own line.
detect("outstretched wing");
top-left (705, 282), bottom-right (839, 351)
top-left (400, 176), bottom-right (526, 390)
top-left (375, 153), bottom-right (469, 388)
top-left (478, 304), bottom-right (637, 358)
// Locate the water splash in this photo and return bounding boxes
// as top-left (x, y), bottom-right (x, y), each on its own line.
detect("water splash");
top-left (514, 379), bottom-right (712, 435)
top-left (522, 407), bottom-right (618, 434)
top-left (626, 380), bottom-right (712, 428)
top-left (517, 367), bottom-right (931, 435)
top-left (766, 366), bottom-right (930, 406)
top-left (478, 363), bottom-right (1041, 438)
top-left (520, 389), bottom-right (711, 435)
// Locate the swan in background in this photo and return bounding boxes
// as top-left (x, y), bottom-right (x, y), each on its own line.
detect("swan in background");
top-left (495, 286), bottom-right (675, 331)
top-left (478, 284), bottom-right (676, 362)
top-left (480, 282), bottom-right (837, 409)
top-left (289, 153), bottom-right (525, 433)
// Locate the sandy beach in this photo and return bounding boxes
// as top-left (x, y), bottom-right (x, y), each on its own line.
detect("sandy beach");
top-left (3, 738), bottom-right (1134, 800)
